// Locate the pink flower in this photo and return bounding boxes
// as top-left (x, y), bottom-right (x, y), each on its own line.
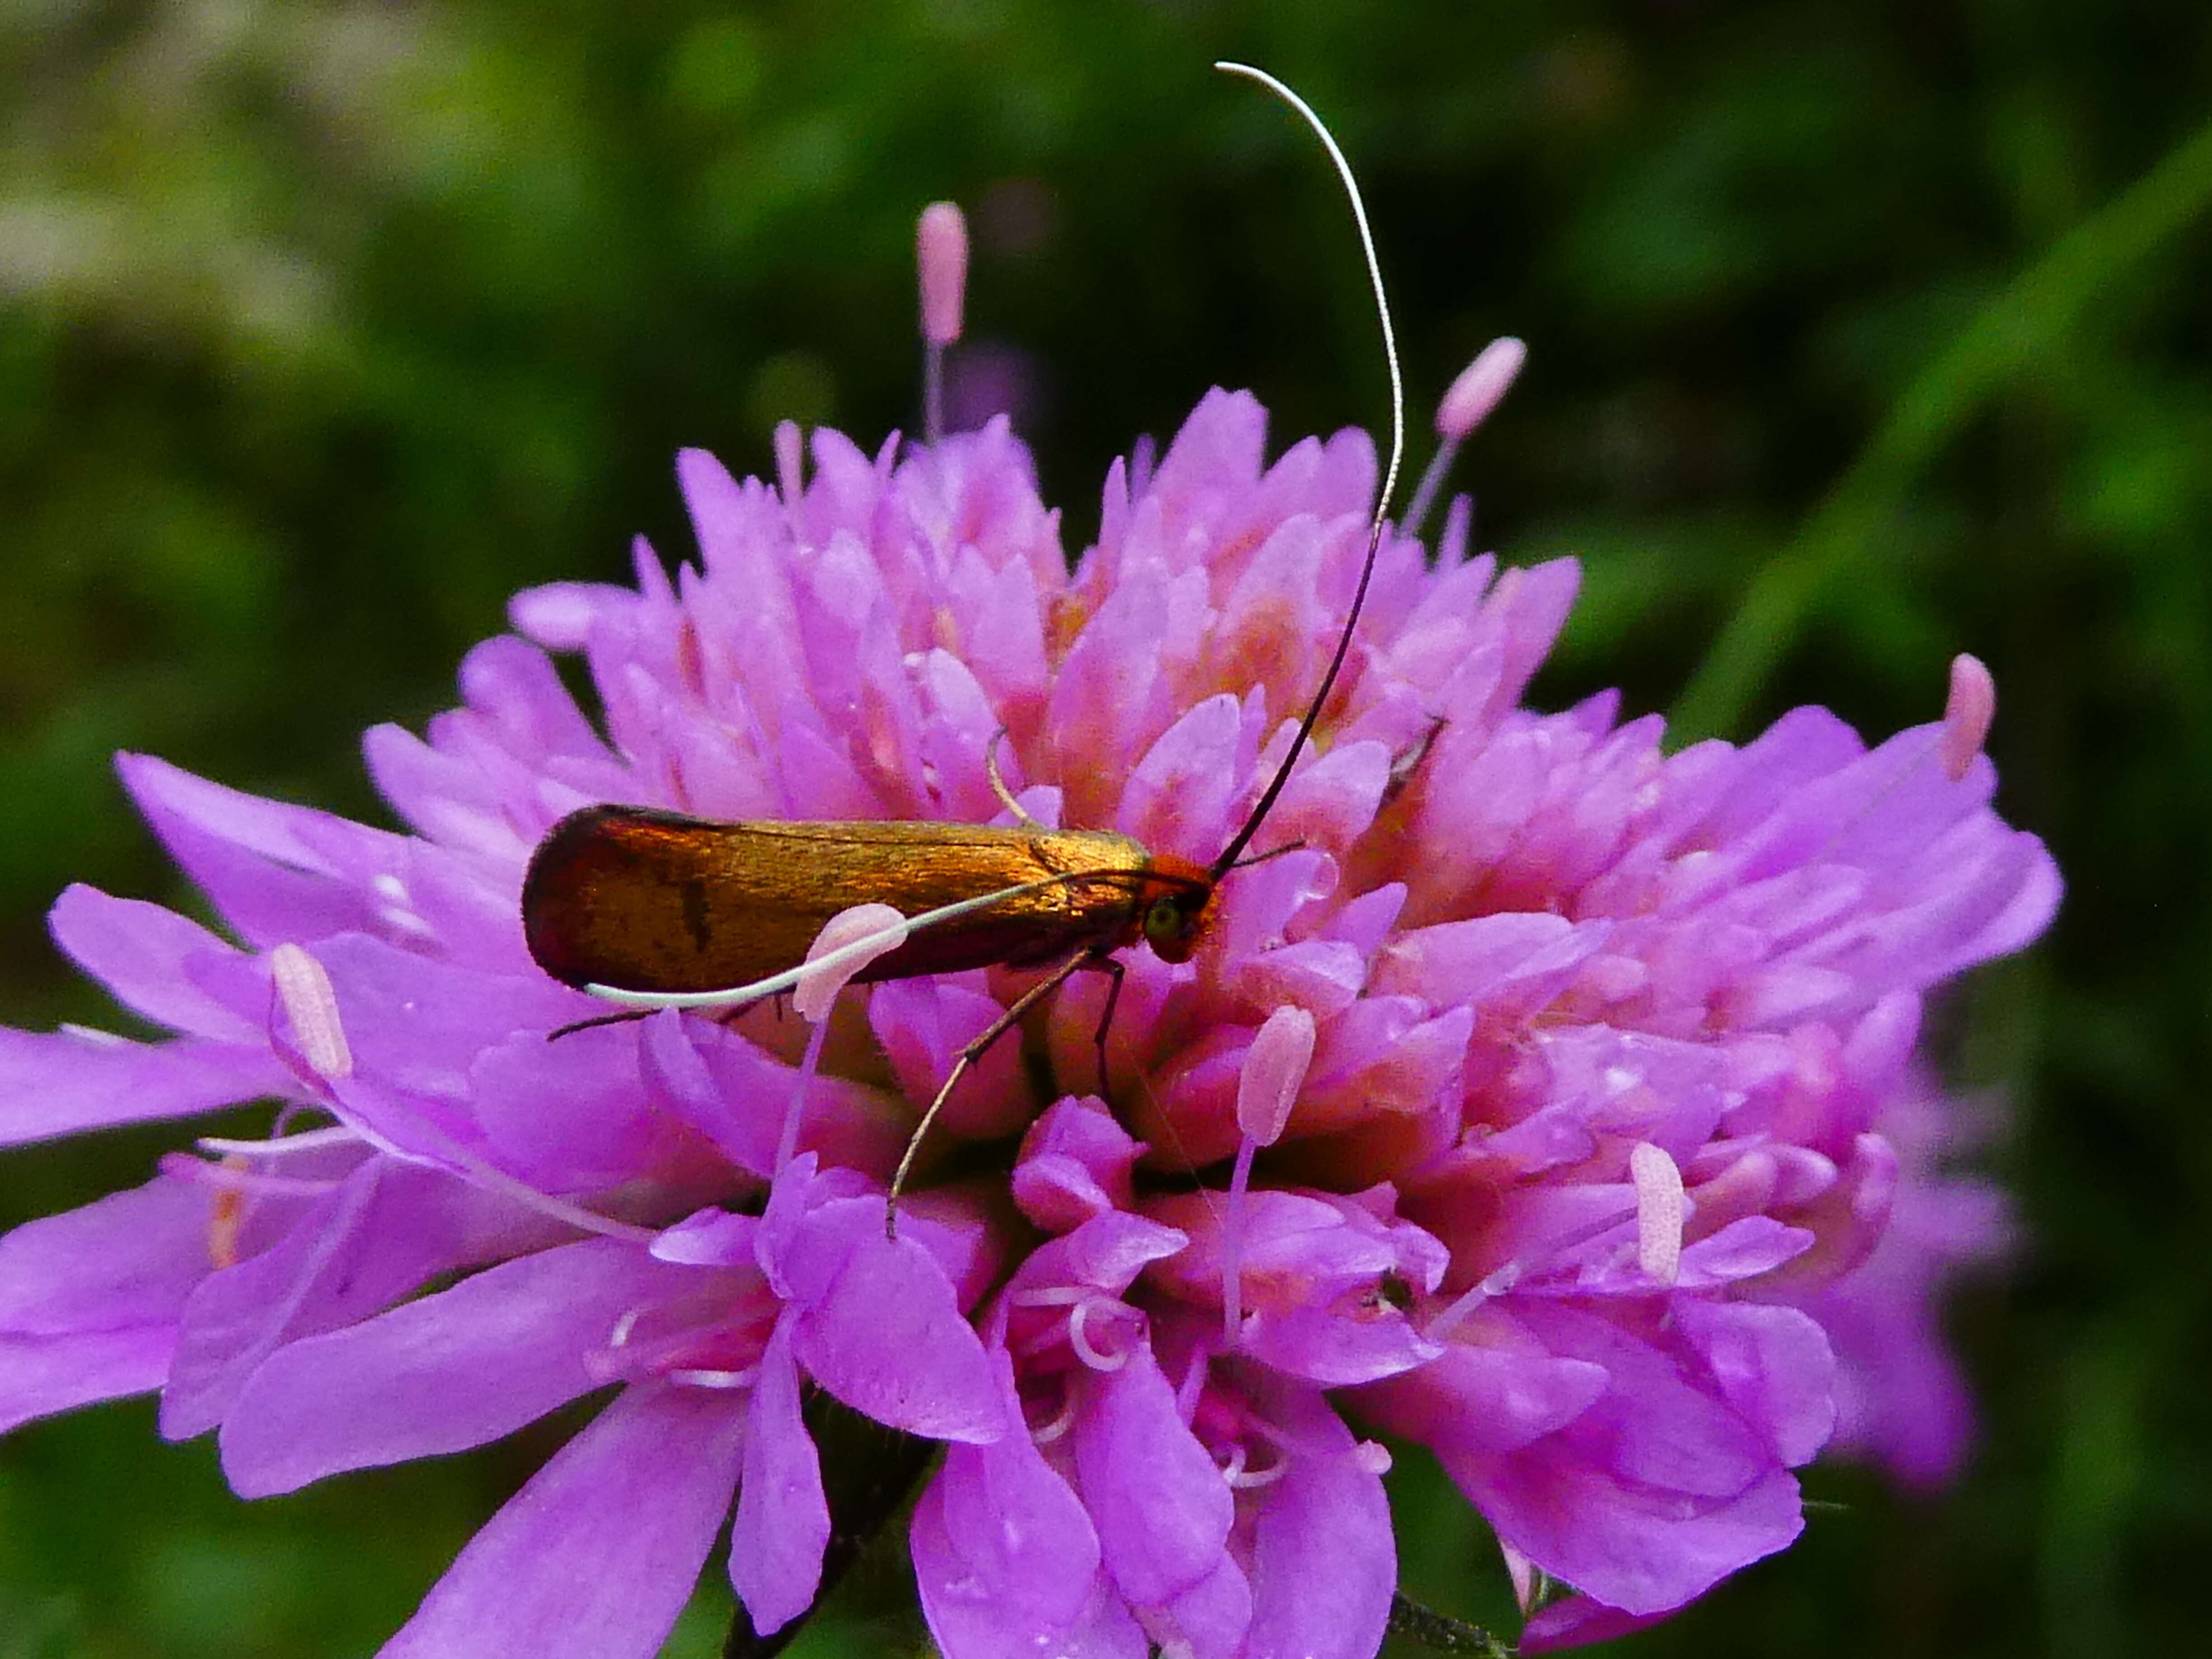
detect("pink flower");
top-left (0, 388), bottom-right (2057, 1658)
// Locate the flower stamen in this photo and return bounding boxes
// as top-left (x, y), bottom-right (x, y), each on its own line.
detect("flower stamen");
top-left (196, 1125), bottom-right (361, 1159)
top-left (1630, 1139), bottom-right (1686, 1286)
top-left (1403, 336), bottom-right (1528, 536)
top-left (668, 1366), bottom-right (758, 1391)
top-left (1066, 1297), bottom-right (1131, 1372)
top-left (1027, 1387), bottom-right (1079, 1447)
top-left (269, 943), bottom-right (352, 1081)
top-left (1222, 1005), bottom-right (1316, 1346)
top-left (916, 200), bottom-right (967, 445)
top-left (1941, 651), bottom-right (1997, 783)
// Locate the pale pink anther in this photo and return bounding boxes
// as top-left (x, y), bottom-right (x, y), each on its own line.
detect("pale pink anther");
top-left (1235, 1004), bottom-right (1317, 1145)
top-left (269, 943), bottom-right (351, 1080)
top-left (1403, 336), bottom-right (1529, 535)
top-left (1435, 335), bottom-right (1528, 441)
top-left (1941, 652), bottom-right (1997, 783)
top-left (791, 903), bottom-right (910, 1022)
top-left (1222, 1005), bottom-right (1319, 1346)
top-left (1630, 1139), bottom-right (1685, 1285)
top-left (917, 202), bottom-right (969, 348)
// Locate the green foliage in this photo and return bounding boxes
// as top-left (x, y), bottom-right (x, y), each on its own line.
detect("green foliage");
top-left (4, 2), bottom-right (2208, 1654)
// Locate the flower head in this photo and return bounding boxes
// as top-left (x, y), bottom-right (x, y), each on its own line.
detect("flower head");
top-left (0, 381), bottom-right (2057, 1656)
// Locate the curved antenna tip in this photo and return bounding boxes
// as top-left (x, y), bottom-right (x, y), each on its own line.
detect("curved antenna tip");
top-left (1204, 60), bottom-right (1407, 878)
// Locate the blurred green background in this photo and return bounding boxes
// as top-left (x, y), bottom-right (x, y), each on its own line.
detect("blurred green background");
top-left (3, 2), bottom-right (2207, 1655)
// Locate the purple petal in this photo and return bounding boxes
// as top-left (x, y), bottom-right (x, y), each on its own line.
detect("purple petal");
top-left (307, 932), bottom-right (587, 1097)
top-left (0, 1027), bottom-right (293, 1147)
top-left (0, 1326), bottom-right (179, 1433)
top-left (508, 580), bottom-right (635, 650)
top-left (47, 886), bottom-right (262, 1041)
top-left (220, 1238), bottom-right (698, 1495)
top-left (1012, 1097), bottom-right (1143, 1233)
top-left (1464, 1451), bottom-right (1804, 1618)
top-left (1673, 1300), bottom-right (1837, 1467)
top-left (869, 978), bottom-right (1031, 1140)
top-left (1154, 1555), bottom-right (1252, 1659)
top-left (455, 635), bottom-right (610, 764)
top-left (1242, 1394), bottom-right (1394, 1659)
top-left (646, 1015), bottom-right (905, 1183)
top-left (1354, 1340), bottom-right (1607, 1458)
top-left (117, 754), bottom-right (412, 947)
top-left (914, 1483), bottom-right (1143, 1659)
top-left (1120, 694), bottom-right (1245, 864)
top-left (652, 1207), bottom-right (758, 1267)
top-left (471, 1024), bottom-right (692, 1190)
top-left (1017, 1211), bottom-right (1189, 1300)
top-left (378, 1381), bottom-right (745, 1659)
top-left (779, 1197), bottom-right (1000, 1443)
top-left (1045, 566), bottom-right (1173, 806)
top-left (915, 1348), bottom-right (1102, 1650)
top-left (1517, 1304), bottom-right (1772, 1499)
top-left (0, 1173), bottom-right (211, 1336)
top-left (163, 1158), bottom-right (564, 1440)
top-left (729, 1317), bottom-right (829, 1634)
top-left (1072, 1342), bottom-right (1233, 1608)
top-left (1518, 1595), bottom-right (1668, 1654)
top-left (1241, 1299), bottom-right (1442, 1386)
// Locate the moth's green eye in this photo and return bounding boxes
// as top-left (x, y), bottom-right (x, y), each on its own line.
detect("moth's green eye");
top-left (1143, 897), bottom-right (1185, 951)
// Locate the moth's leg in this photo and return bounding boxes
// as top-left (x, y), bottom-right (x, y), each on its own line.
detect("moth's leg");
top-left (1080, 951), bottom-right (1127, 1110)
top-left (547, 1008), bottom-right (652, 1041)
top-left (886, 944), bottom-right (1095, 1235)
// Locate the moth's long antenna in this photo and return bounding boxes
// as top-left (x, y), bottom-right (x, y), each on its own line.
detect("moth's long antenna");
top-left (1209, 62), bottom-right (1405, 881)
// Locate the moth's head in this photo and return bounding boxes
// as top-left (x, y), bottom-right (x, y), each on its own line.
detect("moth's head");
top-left (1134, 856), bottom-right (1214, 964)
